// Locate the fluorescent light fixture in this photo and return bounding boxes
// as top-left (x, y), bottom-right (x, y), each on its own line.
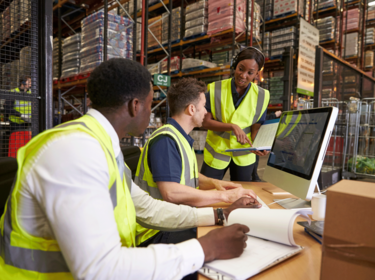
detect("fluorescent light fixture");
top-left (369, 1), bottom-right (375, 6)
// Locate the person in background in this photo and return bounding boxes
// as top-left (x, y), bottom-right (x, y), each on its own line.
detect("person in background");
top-left (251, 110), bottom-right (282, 182)
top-left (4, 76), bottom-right (32, 131)
top-left (135, 77), bottom-right (257, 248)
top-left (0, 58), bottom-right (261, 280)
top-left (201, 47), bottom-right (270, 182)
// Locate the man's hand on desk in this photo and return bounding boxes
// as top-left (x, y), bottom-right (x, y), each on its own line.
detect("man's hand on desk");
top-left (222, 197), bottom-right (261, 219)
top-left (212, 180), bottom-right (242, 191)
top-left (198, 224), bottom-right (249, 262)
top-left (220, 188), bottom-right (257, 204)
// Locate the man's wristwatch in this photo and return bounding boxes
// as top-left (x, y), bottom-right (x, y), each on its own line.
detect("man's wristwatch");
top-left (216, 208), bottom-right (225, 225)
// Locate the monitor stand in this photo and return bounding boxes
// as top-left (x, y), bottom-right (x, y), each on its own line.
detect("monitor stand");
top-left (272, 184), bottom-right (321, 210)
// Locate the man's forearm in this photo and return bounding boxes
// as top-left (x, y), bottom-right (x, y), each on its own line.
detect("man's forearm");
top-left (157, 181), bottom-right (226, 207)
top-left (198, 172), bottom-right (218, 190)
top-left (132, 182), bottom-right (215, 229)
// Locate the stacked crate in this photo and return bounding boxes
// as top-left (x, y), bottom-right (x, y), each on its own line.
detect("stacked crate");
top-left (256, 0), bottom-right (272, 21)
top-left (162, 7), bottom-right (182, 45)
top-left (185, 0), bottom-right (208, 39)
top-left (207, 0), bottom-right (245, 35)
top-left (247, 1), bottom-right (261, 41)
top-left (61, 33), bottom-right (81, 79)
top-left (365, 51), bottom-right (374, 68)
top-left (269, 75), bottom-right (283, 105)
top-left (2, 63), bottom-right (11, 90)
top-left (19, 46), bottom-right (31, 79)
top-left (2, 6), bottom-right (10, 40)
top-left (148, 16), bottom-right (162, 49)
top-left (315, 17), bottom-right (336, 43)
top-left (9, 60), bottom-right (20, 89)
top-left (270, 26), bottom-right (297, 58)
top-left (53, 38), bottom-right (60, 80)
top-left (273, 0), bottom-right (304, 18)
top-left (79, 11), bottom-right (133, 75)
top-left (315, 0), bottom-right (337, 10)
top-left (262, 32), bottom-right (270, 59)
top-left (212, 50), bottom-right (230, 67)
top-left (366, 28), bottom-right (375, 45)
top-left (343, 32), bottom-right (359, 58)
top-left (10, 0), bottom-right (20, 34)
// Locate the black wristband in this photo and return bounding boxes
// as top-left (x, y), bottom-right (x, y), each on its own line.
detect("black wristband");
top-left (217, 208), bottom-right (225, 225)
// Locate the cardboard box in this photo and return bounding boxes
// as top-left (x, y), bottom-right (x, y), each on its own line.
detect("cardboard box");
top-left (321, 180), bottom-right (375, 280)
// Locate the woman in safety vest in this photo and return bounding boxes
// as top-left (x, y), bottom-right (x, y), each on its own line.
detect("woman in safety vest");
top-left (201, 47), bottom-right (270, 181)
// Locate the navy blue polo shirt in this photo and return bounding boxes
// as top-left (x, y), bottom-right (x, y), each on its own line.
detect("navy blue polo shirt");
top-left (205, 79), bottom-right (267, 124)
top-left (148, 118), bottom-right (194, 183)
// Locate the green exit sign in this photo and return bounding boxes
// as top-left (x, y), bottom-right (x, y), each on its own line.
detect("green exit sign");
top-left (154, 74), bottom-right (171, 87)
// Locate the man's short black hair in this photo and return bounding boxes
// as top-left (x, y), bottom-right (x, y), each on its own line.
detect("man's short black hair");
top-left (87, 58), bottom-right (151, 110)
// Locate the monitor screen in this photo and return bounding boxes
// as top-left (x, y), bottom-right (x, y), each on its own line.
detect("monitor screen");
top-left (267, 108), bottom-right (332, 180)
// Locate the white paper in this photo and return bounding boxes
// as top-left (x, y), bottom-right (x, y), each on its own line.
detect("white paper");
top-left (225, 122), bottom-right (279, 152)
top-left (227, 209), bottom-right (312, 246)
top-left (252, 122), bottom-right (279, 148)
top-left (204, 237), bottom-right (303, 280)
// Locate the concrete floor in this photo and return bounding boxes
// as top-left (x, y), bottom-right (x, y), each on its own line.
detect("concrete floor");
top-left (196, 153), bottom-right (269, 181)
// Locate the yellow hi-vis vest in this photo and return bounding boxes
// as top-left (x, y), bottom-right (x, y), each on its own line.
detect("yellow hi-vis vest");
top-left (9, 88), bottom-right (32, 124)
top-left (134, 124), bottom-right (199, 245)
top-left (0, 114), bottom-right (136, 279)
top-left (204, 79), bottom-right (270, 169)
top-left (276, 112), bottom-right (302, 139)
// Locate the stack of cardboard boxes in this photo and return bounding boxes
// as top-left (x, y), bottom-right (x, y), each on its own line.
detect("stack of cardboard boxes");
top-left (185, 0), bottom-right (208, 38)
top-left (162, 7), bottom-right (182, 45)
top-left (148, 16), bottom-right (162, 49)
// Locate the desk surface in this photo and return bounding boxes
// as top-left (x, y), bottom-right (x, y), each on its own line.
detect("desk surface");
top-left (197, 182), bottom-right (321, 280)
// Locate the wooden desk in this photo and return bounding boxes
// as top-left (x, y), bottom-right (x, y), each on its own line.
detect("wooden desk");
top-left (198, 182), bottom-right (321, 280)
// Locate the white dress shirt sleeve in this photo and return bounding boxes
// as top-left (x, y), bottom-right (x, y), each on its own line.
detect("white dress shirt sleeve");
top-left (25, 132), bottom-right (205, 280)
top-left (131, 182), bottom-right (215, 230)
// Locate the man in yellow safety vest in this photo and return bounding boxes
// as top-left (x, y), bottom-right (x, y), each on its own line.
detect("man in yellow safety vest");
top-left (0, 59), bottom-right (261, 280)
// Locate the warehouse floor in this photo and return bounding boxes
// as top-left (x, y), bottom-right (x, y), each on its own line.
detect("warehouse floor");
top-left (195, 153), bottom-right (269, 181)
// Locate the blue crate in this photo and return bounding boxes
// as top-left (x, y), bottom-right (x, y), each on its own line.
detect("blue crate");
top-left (183, 32), bottom-right (207, 41)
top-left (181, 66), bottom-right (210, 73)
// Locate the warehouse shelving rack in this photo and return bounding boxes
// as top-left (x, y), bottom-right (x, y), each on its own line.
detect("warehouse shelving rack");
top-left (314, 46), bottom-right (375, 184)
top-left (0, 0), bottom-right (52, 158)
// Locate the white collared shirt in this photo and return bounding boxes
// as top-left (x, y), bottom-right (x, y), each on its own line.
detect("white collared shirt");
top-left (17, 108), bottom-right (215, 280)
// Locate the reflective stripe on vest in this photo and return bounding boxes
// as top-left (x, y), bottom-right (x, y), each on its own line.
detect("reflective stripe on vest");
top-left (277, 113), bottom-right (300, 139)
top-left (211, 81), bottom-right (265, 146)
top-left (0, 179), bottom-right (70, 273)
top-left (204, 79), bottom-right (269, 168)
top-left (134, 125), bottom-right (199, 245)
top-left (135, 126), bottom-right (198, 200)
top-left (0, 116), bottom-right (136, 277)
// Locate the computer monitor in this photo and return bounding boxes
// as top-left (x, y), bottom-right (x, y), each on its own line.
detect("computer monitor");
top-left (263, 107), bottom-right (338, 208)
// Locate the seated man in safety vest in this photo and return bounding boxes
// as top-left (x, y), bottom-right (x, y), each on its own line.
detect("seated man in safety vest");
top-left (0, 59), bottom-right (262, 280)
top-left (135, 77), bottom-right (257, 246)
top-left (4, 76), bottom-right (32, 131)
